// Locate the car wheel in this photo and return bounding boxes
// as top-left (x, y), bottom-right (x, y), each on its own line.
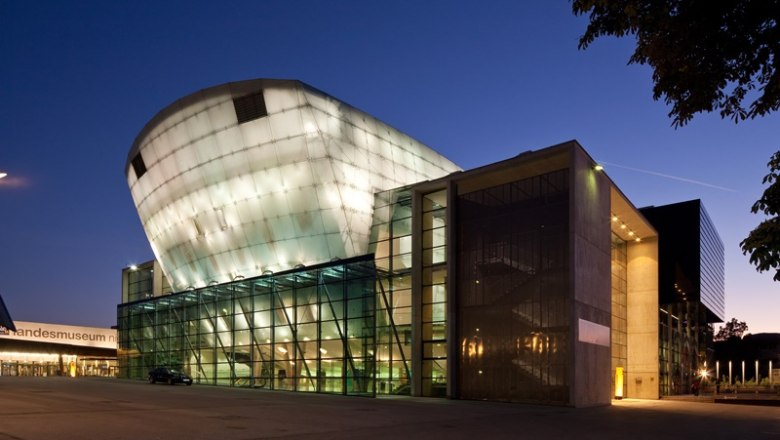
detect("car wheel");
top-left (148, 375), bottom-right (155, 384)
top-left (168, 378), bottom-right (174, 385)
top-left (186, 382), bottom-right (192, 386)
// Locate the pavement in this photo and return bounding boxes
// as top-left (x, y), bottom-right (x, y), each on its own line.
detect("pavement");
top-left (0, 376), bottom-right (778, 440)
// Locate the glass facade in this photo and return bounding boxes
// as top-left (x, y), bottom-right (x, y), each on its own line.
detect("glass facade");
top-left (0, 356), bottom-right (116, 377)
top-left (658, 301), bottom-right (710, 395)
top-left (371, 188), bottom-right (414, 395)
top-left (611, 234), bottom-right (627, 397)
top-left (126, 79), bottom-right (460, 292)
top-left (118, 139), bottom-right (716, 405)
top-left (641, 200), bottom-right (725, 396)
top-left (699, 205), bottom-right (725, 321)
top-left (369, 186), bottom-right (449, 397)
top-left (118, 256), bottom-right (377, 396)
top-left (421, 190), bottom-right (448, 397)
top-left (126, 265), bottom-right (154, 303)
top-left (455, 169), bottom-right (570, 404)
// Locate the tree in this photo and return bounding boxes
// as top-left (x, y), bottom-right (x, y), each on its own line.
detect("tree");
top-left (573, 1), bottom-right (780, 280)
top-left (740, 152), bottom-right (780, 280)
top-left (572, 0), bottom-right (780, 127)
top-left (714, 318), bottom-right (749, 341)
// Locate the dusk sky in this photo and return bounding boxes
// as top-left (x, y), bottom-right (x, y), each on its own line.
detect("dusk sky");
top-left (1, 1), bottom-right (777, 333)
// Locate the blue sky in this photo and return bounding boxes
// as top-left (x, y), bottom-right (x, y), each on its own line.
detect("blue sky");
top-left (1, 1), bottom-right (777, 333)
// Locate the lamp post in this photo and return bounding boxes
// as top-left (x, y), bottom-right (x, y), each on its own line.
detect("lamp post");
top-left (756, 360), bottom-right (760, 384)
top-left (742, 360), bottom-right (745, 385)
top-left (716, 361), bottom-right (720, 384)
top-left (728, 361), bottom-right (732, 385)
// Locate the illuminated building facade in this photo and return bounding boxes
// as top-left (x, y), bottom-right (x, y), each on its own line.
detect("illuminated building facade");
top-left (0, 321), bottom-right (117, 377)
top-left (120, 79), bottom-right (724, 406)
top-left (125, 79), bottom-right (460, 292)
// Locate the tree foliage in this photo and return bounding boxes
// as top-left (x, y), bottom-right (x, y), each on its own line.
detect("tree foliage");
top-left (714, 318), bottom-right (749, 341)
top-left (740, 152), bottom-right (780, 281)
top-left (572, 0), bottom-right (780, 127)
top-left (574, 1), bottom-right (780, 281)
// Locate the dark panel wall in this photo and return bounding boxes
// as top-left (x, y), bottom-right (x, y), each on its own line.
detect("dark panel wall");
top-left (456, 169), bottom-right (570, 404)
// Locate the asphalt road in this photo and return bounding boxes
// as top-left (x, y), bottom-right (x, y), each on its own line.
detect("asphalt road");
top-left (0, 376), bottom-right (778, 439)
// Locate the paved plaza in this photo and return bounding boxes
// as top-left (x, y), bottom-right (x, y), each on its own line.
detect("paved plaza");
top-left (0, 376), bottom-right (778, 439)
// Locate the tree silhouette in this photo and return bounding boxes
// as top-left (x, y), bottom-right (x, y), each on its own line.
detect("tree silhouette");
top-left (714, 318), bottom-right (749, 342)
top-left (573, 0), bottom-right (780, 281)
top-left (740, 152), bottom-right (780, 281)
top-left (573, 0), bottom-right (780, 127)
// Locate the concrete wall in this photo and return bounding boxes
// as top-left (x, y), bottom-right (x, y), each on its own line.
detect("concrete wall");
top-left (570, 145), bottom-right (612, 407)
top-left (627, 237), bottom-right (660, 399)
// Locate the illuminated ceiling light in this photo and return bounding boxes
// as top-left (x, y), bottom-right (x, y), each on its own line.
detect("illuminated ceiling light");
top-left (612, 215), bottom-right (618, 222)
top-left (277, 346), bottom-right (288, 354)
top-left (319, 348), bottom-right (327, 354)
top-left (620, 224), bottom-right (627, 229)
top-left (594, 164), bottom-right (604, 171)
top-left (635, 237), bottom-right (641, 242)
top-left (628, 231), bottom-right (635, 237)
top-left (129, 264), bottom-right (138, 271)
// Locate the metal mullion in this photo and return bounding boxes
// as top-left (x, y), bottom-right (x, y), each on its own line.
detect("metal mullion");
top-left (316, 278), bottom-right (322, 393)
top-left (211, 290), bottom-right (237, 385)
top-left (319, 272), bottom-right (360, 395)
top-left (377, 277), bottom-right (411, 383)
top-left (200, 293), bottom-right (218, 383)
top-left (171, 305), bottom-right (208, 381)
top-left (274, 281), bottom-right (316, 391)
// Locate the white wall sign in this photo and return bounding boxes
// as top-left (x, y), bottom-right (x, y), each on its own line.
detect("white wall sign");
top-left (578, 318), bottom-right (610, 347)
top-left (0, 321), bottom-right (116, 349)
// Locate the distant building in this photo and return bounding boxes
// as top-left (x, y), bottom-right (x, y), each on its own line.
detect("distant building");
top-left (640, 200), bottom-right (726, 395)
top-left (0, 321), bottom-right (117, 377)
top-left (118, 79), bottom-right (724, 406)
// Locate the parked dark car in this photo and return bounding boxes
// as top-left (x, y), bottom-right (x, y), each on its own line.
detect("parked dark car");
top-left (148, 367), bottom-right (193, 386)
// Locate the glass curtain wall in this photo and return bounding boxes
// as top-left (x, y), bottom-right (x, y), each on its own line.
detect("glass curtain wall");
top-left (456, 168), bottom-right (570, 404)
top-left (118, 257), bottom-right (376, 397)
top-left (421, 190), bottom-right (448, 397)
top-left (370, 188), bottom-right (414, 395)
top-left (126, 265), bottom-right (154, 303)
top-left (369, 187), bottom-right (450, 397)
top-left (659, 301), bottom-right (708, 395)
top-left (611, 234), bottom-right (628, 398)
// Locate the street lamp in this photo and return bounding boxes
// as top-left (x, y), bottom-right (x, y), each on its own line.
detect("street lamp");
top-left (0, 172), bottom-right (7, 179)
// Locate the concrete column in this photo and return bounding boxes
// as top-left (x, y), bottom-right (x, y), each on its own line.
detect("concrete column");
top-left (626, 237), bottom-right (659, 399)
